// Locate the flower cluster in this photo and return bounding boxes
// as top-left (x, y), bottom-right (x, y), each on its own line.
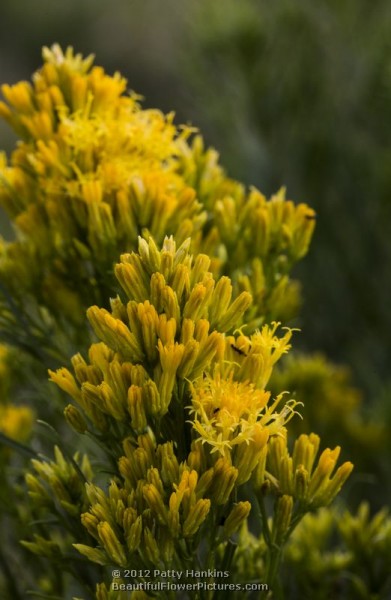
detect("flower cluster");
top-left (0, 46), bottom-right (315, 340)
top-left (0, 47), bottom-right (355, 600)
top-left (266, 431), bottom-right (353, 509)
top-left (283, 503), bottom-right (391, 598)
top-left (32, 236), bottom-right (307, 589)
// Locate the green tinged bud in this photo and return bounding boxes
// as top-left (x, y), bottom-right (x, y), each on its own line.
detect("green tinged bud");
top-left (182, 498), bottom-right (211, 537)
top-left (97, 521), bottom-right (127, 566)
top-left (64, 404), bottom-right (88, 433)
top-left (273, 495), bottom-right (293, 545)
top-left (73, 544), bottom-right (108, 566)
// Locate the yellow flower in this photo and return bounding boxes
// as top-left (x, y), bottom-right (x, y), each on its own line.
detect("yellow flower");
top-left (189, 370), bottom-right (298, 457)
top-left (0, 404), bottom-right (34, 443)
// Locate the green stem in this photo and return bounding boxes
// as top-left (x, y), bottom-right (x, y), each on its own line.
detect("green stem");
top-left (0, 545), bottom-right (24, 600)
top-left (266, 543), bottom-right (284, 599)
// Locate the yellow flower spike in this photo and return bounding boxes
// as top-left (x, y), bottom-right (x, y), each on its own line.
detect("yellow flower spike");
top-left (71, 74), bottom-right (88, 112)
top-left (97, 522), bottom-right (127, 567)
top-left (122, 506), bottom-right (137, 533)
top-left (267, 434), bottom-right (289, 479)
top-left (136, 301), bottom-right (159, 362)
top-left (158, 281), bottom-right (181, 323)
top-left (85, 482), bottom-right (110, 507)
top-left (142, 528), bottom-right (160, 565)
top-left (210, 458), bottom-right (238, 505)
top-left (234, 426), bottom-right (269, 486)
top-left (48, 83), bottom-right (65, 107)
top-left (118, 456), bottom-right (136, 488)
top-left (215, 291), bottom-right (252, 333)
top-left (177, 339), bottom-right (200, 379)
top-left (253, 208), bottom-right (270, 257)
top-left (127, 385), bottom-right (147, 433)
top-left (25, 473), bottom-right (51, 504)
top-left (73, 544), bottom-right (108, 566)
top-left (49, 368), bottom-right (82, 403)
top-left (81, 512), bottom-right (100, 540)
top-left (160, 250), bottom-right (175, 281)
top-left (82, 180), bottom-right (103, 204)
top-left (307, 447), bottom-right (341, 499)
top-left (168, 492), bottom-right (181, 537)
top-left (183, 281), bottom-right (212, 321)
top-left (156, 341), bottom-right (185, 414)
top-left (118, 449), bottom-right (150, 488)
top-left (115, 189), bottom-right (138, 242)
top-left (136, 432), bottom-right (156, 463)
top-left (108, 480), bottom-right (123, 507)
top-left (252, 445), bottom-right (268, 490)
top-left (88, 203), bottom-right (116, 252)
top-left (115, 263), bottom-right (150, 304)
top-left (143, 379), bottom-right (161, 416)
top-left (272, 495), bottom-right (294, 545)
top-left (80, 380), bottom-right (104, 409)
top-left (129, 364), bottom-right (149, 387)
top-left (106, 361), bottom-right (129, 403)
top-left (214, 197), bottom-right (237, 243)
top-left (189, 253), bottom-right (211, 286)
top-left (292, 433), bottom-right (321, 475)
top-left (267, 433), bottom-right (353, 508)
top-left (159, 528), bottom-right (175, 563)
top-left (64, 404), bottom-right (88, 433)
top-left (182, 498), bottom-right (211, 537)
top-left (157, 443), bottom-right (180, 486)
top-left (293, 465), bottom-right (309, 501)
top-left (192, 318), bottom-right (210, 344)
top-left (126, 516), bottom-right (143, 553)
top-left (208, 276), bottom-right (233, 328)
top-left (191, 331), bottom-right (225, 378)
top-left (291, 206), bottom-right (316, 261)
top-left (0, 101), bottom-right (13, 123)
top-left (138, 236), bottom-right (161, 273)
top-left (49, 475), bottom-right (73, 506)
top-left (21, 536), bottom-right (60, 559)
top-left (71, 346), bottom-right (90, 389)
top-left (87, 307), bottom-right (144, 363)
top-left (146, 467), bottom-right (165, 496)
top-left (170, 263), bottom-right (191, 301)
top-left (91, 504), bottom-right (112, 525)
top-left (279, 456), bottom-right (294, 495)
top-left (1, 81), bottom-right (34, 113)
top-left (180, 318), bottom-right (196, 344)
top-left (237, 324), bottom-right (294, 389)
top-left (321, 462), bottom-right (354, 506)
top-left (187, 440), bottom-right (207, 474)
top-left (22, 111), bottom-right (54, 139)
top-left (99, 381), bottom-right (127, 421)
top-left (223, 501), bottom-right (252, 539)
top-left (96, 582), bottom-right (109, 600)
top-left (157, 314), bottom-right (177, 346)
top-left (143, 484), bottom-right (168, 526)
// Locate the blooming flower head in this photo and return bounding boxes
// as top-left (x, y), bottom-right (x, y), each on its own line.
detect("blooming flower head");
top-left (189, 369), bottom-right (299, 457)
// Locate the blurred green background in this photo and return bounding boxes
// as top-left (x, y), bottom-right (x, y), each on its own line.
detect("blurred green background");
top-left (1, 0), bottom-right (390, 410)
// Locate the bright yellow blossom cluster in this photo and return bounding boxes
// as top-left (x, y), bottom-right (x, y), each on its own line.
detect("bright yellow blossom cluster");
top-left (0, 344), bottom-right (34, 449)
top-left (0, 45), bottom-right (315, 335)
top-left (0, 47), bottom-right (355, 600)
top-left (0, 404), bottom-right (34, 444)
top-left (36, 236), bottom-right (311, 585)
top-left (266, 431), bottom-right (353, 509)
